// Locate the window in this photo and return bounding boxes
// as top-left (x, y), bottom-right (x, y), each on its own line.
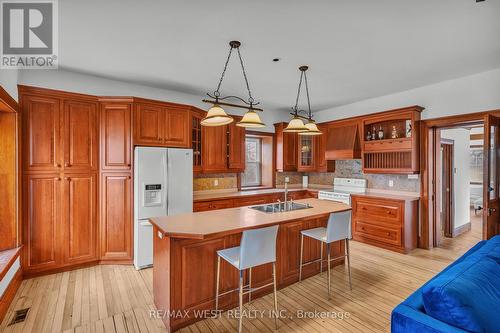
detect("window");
top-left (470, 146), bottom-right (483, 184)
top-left (242, 137), bottom-right (262, 187)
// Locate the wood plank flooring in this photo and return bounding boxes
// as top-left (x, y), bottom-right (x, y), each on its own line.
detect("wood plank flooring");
top-left (0, 216), bottom-right (482, 333)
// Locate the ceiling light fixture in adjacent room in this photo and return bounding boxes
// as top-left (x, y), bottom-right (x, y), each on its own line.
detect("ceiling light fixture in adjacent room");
top-left (201, 40), bottom-right (265, 128)
top-left (284, 66), bottom-right (322, 135)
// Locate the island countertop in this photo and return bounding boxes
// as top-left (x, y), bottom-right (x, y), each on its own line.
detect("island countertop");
top-left (149, 198), bottom-right (351, 240)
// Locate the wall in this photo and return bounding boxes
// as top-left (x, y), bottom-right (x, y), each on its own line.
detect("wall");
top-left (276, 160), bottom-right (420, 192)
top-left (315, 68), bottom-right (500, 123)
top-left (18, 69), bottom-right (284, 132)
top-left (0, 70), bottom-right (19, 100)
top-left (440, 128), bottom-right (471, 228)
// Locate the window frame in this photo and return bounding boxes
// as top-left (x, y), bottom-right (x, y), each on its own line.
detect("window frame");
top-left (242, 136), bottom-right (263, 188)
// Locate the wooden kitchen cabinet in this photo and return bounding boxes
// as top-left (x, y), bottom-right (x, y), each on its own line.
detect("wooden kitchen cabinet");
top-left (164, 106), bottom-right (190, 147)
top-left (351, 195), bottom-right (418, 253)
top-left (22, 95), bottom-right (62, 172)
top-left (23, 174), bottom-right (61, 274)
top-left (202, 124), bottom-right (229, 173)
top-left (99, 100), bottom-right (132, 170)
top-left (191, 109), bottom-right (203, 172)
top-left (63, 99), bottom-right (99, 171)
top-left (134, 101), bottom-right (190, 148)
top-left (62, 173), bottom-right (98, 264)
top-left (297, 135), bottom-right (316, 172)
top-left (361, 106), bottom-right (423, 174)
top-left (228, 117), bottom-right (246, 171)
top-left (274, 122), bottom-right (297, 172)
top-left (100, 173), bottom-right (133, 262)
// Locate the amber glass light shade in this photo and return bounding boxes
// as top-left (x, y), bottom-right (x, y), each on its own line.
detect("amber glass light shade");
top-left (236, 110), bottom-right (266, 128)
top-left (201, 104), bottom-right (234, 126)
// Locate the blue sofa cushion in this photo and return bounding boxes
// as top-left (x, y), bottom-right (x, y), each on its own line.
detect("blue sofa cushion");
top-left (422, 255), bottom-right (500, 333)
top-left (473, 235), bottom-right (500, 263)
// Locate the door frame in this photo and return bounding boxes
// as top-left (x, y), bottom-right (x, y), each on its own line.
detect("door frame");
top-left (419, 109), bottom-right (500, 249)
top-left (440, 139), bottom-right (454, 239)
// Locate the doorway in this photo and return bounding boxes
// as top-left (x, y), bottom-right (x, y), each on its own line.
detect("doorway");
top-left (419, 110), bottom-right (500, 248)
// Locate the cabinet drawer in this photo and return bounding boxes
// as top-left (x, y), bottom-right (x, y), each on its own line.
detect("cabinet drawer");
top-left (353, 198), bottom-right (401, 225)
top-left (354, 221), bottom-right (402, 246)
top-left (234, 196), bottom-right (272, 208)
top-left (193, 199), bottom-right (234, 212)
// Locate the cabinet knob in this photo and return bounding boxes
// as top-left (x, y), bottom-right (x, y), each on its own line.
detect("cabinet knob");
top-left (127, 164), bottom-right (131, 167)
top-left (65, 177), bottom-right (71, 181)
top-left (386, 232), bottom-right (391, 236)
top-left (56, 164), bottom-right (61, 168)
top-left (54, 177), bottom-right (61, 181)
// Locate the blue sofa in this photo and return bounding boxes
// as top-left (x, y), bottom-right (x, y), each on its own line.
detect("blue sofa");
top-left (391, 235), bottom-right (500, 333)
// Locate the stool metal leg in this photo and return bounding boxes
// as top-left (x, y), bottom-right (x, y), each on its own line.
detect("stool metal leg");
top-left (299, 234), bottom-right (304, 282)
top-left (238, 270), bottom-right (244, 333)
top-left (215, 255), bottom-right (220, 311)
top-left (248, 267), bottom-right (252, 303)
top-left (319, 242), bottom-right (323, 274)
top-left (346, 239), bottom-right (352, 291)
top-left (327, 243), bottom-right (331, 299)
top-left (272, 262), bottom-right (279, 330)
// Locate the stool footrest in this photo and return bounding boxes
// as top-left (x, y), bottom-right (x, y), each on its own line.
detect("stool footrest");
top-left (301, 254), bottom-right (347, 267)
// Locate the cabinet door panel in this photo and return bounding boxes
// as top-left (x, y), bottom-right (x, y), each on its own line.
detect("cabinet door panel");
top-left (202, 125), bottom-right (228, 172)
top-left (23, 95), bottom-right (61, 172)
top-left (297, 135), bottom-right (315, 172)
top-left (63, 174), bottom-right (98, 263)
top-left (24, 174), bottom-right (61, 270)
top-left (164, 107), bottom-right (190, 147)
top-left (228, 119), bottom-right (245, 171)
top-left (101, 173), bottom-right (132, 261)
top-left (63, 100), bottom-right (98, 171)
top-left (101, 103), bottom-right (132, 170)
top-left (135, 103), bottom-right (164, 145)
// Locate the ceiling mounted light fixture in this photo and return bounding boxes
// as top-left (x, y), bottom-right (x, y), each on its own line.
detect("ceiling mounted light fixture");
top-left (201, 40), bottom-right (265, 128)
top-left (284, 66), bottom-right (322, 135)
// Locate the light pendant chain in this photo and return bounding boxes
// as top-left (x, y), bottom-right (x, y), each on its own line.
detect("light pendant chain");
top-left (304, 71), bottom-right (312, 118)
top-left (214, 46), bottom-right (233, 97)
top-left (293, 71), bottom-right (304, 113)
top-left (237, 47), bottom-right (254, 104)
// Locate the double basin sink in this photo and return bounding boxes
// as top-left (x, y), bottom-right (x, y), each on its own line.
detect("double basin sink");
top-left (250, 201), bottom-right (312, 213)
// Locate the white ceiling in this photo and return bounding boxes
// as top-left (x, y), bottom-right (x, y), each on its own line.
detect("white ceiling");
top-left (59, 0), bottom-right (500, 114)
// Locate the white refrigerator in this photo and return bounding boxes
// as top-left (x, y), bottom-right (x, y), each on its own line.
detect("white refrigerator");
top-left (134, 147), bottom-right (193, 270)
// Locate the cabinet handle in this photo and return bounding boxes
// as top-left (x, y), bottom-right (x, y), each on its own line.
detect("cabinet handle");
top-left (54, 177), bottom-right (61, 181)
top-left (56, 163), bottom-right (61, 168)
top-left (65, 177), bottom-right (71, 181)
top-left (128, 176), bottom-right (131, 179)
top-left (386, 232), bottom-right (391, 236)
top-left (127, 163), bottom-right (131, 167)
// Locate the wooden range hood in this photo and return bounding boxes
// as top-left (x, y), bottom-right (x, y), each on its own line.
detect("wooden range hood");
top-left (325, 123), bottom-right (361, 160)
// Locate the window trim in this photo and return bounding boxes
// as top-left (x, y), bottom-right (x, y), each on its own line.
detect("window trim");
top-left (242, 136), bottom-right (263, 188)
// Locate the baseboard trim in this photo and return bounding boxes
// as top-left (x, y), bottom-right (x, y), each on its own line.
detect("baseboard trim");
top-left (453, 222), bottom-right (471, 237)
top-left (0, 268), bottom-right (22, 324)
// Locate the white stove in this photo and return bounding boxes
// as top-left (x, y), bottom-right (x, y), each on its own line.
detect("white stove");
top-left (318, 178), bottom-right (367, 205)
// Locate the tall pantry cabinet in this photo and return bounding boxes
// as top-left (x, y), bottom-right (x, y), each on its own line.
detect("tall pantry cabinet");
top-left (19, 87), bottom-right (134, 276)
top-left (21, 88), bottom-right (100, 276)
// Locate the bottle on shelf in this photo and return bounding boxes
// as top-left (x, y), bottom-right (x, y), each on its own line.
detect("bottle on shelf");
top-left (391, 125), bottom-right (398, 139)
top-left (378, 126), bottom-right (384, 140)
top-left (371, 126), bottom-right (376, 140)
top-left (366, 130), bottom-right (371, 141)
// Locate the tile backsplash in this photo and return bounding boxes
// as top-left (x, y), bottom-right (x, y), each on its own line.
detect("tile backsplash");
top-left (193, 173), bottom-right (237, 191)
top-left (277, 160), bottom-right (420, 192)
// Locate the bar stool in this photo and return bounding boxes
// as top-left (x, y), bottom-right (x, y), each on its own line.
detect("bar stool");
top-left (298, 210), bottom-right (352, 299)
top-left (215, 225), bottom-right (279, 333)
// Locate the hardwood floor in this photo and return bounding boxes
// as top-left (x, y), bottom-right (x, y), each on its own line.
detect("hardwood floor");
top-left (1, 223), bottom-right (482, 333)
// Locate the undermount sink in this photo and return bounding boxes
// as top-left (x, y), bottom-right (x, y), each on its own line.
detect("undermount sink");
top-left (250, 201), bottom-right (312, 213)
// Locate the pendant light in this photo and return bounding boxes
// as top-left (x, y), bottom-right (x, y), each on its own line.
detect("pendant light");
top-left (202, 41), bottom-right (265, 128)
top-left (284, 66), bottom-right (322, 135)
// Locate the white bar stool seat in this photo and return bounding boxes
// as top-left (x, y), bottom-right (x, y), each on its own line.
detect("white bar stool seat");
top-left (299, 210), bottom-right (353, 299)
top-left (215, 225), bottom-right (280, 333)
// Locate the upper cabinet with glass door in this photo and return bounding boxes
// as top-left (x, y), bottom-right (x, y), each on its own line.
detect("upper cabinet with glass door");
top-left (297, 135), bottom-right (316, 172)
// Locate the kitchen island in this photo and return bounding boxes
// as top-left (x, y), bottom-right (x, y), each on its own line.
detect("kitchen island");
top-left (149, 198), bottom-right (351, 332)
